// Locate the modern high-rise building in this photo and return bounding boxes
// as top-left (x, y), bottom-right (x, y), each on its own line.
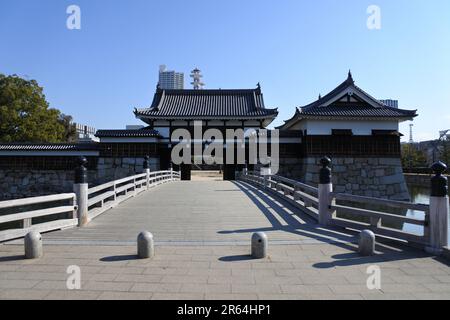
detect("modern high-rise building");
top-left (158, 65), bottom-right (184, 89)
top-left (380, 99), bottom-right (399, 108)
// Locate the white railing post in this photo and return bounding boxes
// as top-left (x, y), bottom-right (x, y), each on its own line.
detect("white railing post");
top-left (261, 166), bottom-right (270, 190)
top-left (426, 161), bottom-right (449, 255)
top-left (318, 157), bottom-right (335, 226)
top-left (73, 156), bottom-right (89, 227)
top-left (144, 156), bottom-right (151, 189)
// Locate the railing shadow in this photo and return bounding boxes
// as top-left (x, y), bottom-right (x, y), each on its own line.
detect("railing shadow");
top-left (229, 180), bottom-right (447, 267)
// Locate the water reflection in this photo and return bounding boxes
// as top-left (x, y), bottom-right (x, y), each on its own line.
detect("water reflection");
top-left (405, 183), bottom-right (450, 246)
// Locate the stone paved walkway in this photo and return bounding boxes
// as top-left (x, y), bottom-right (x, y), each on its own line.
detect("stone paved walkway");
top-left (1, 242), bottom-right (449, 300)
top-left (1, 181), bottom-right (449, 300)
top-left (40, 181), bottom-right (355, 245)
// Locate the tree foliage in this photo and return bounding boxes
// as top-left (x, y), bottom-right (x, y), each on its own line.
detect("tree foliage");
top-left (401, 144), bottom-right (428, 168)
top-left (0, 74), bottom-right (77, 143)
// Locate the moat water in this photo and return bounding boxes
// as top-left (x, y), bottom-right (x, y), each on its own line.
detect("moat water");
top-left (405, 183), bottom-right (450, 246)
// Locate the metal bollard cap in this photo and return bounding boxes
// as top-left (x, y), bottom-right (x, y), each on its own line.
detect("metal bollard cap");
top-left (137, 231), bottom-right (153, 241)
top-left (360, 229), bottom-right (375, 240)
top-left (252, 232), bottom-right (268, 242)
top-left (25, 231), bottom-right (42, 242)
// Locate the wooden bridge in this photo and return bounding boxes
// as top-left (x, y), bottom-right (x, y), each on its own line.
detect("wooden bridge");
top-left (0, 159), bottom-right (449, 300)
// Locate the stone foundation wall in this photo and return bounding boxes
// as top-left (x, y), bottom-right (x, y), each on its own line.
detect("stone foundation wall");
top-left (278, 156), bottom-right (410, 201)
top-left (276, 157), bottom-right (304, 179)
top-left (0, 157), bottom-right (159, 201)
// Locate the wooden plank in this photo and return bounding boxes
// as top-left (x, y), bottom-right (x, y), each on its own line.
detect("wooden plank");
top-left (242, 178), bottom-right (319, 220)
top-left (0, 206), bottom-right (75, 224)
top-left (87, 191), bottom-right (115, 207)
top-left (271, 175), bottom-right (318, 194)
top-left (293, 190), bottom-right (319, 205)
top-left (331, 217), bottom-right (427, 245)
top-left (333, 192), bottom-right (429, 211)
top-left (88, 181), bottom-right (115, 195)
top-left (331, 204), bottom-right (426, 226)
top-left (0, 219), bottom-right (78, 242)
top-left (115, 183), bottom-right (135, 194)
top-left (0, 193), bottom-right (75, 209)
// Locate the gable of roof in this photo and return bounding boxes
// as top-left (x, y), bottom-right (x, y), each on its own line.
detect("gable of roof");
top-left (134, 87), bottom-right (278, 120)
top-left (279, 72), bottom-right (418, 129)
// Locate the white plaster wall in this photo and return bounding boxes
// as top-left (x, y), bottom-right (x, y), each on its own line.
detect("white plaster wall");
top-left (303, 120), bottom-right (399, 135)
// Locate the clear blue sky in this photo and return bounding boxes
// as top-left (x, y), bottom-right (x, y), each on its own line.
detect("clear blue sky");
top-left (1, 0), bottom-right (449, 141)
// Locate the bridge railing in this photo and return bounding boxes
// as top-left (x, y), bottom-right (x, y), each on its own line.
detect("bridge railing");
top-left (87, 170), bottom-right (179, 220)
top-left (0, 156), bottom-right (181, 242)
top-left (239, 159), bottom-right (449, 255)
top-left (0, 193), bottom-right (78, 242)
top-left (328, 192), bottom-right (430, 245)
top-left (242, 171), bottom-right (320, 220)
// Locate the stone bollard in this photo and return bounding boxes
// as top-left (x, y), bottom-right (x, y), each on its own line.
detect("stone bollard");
top-left (137, 231), bottom-right (154, 259)
top-left (318, 156), bottom-right (335, 226)
top-left (251, 232), bottom-right (268, 259)
top-left (358, 230), bottom-right (375, 256)
top-left (73, 156), bottom-right (89, 227)
top-left (24, 231), bottom-right (43, 259)
top-left (426, 161), bottom-right (449, 255)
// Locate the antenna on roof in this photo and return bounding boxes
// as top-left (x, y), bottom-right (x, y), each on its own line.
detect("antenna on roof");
top-left (190, 68), bottom-right (205, 90)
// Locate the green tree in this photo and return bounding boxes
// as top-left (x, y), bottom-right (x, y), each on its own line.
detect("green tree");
top-left (58, 113), bottom-right (78, 143)
top-left (401, 144), bottom-right (428, 168)
top-left (0, 74), bottom-right (74, 143)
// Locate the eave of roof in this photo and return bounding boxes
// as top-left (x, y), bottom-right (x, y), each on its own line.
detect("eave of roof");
top-left (134, 86), bottom-right (278, 121)
top-left (95, 129), bottom-right (161, 138)
top-left (0, 143), bottom-right (99, 151)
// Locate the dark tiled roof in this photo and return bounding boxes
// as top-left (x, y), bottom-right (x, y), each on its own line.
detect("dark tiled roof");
top-left (279, 72), bottom-right (417, 127)
top-left (134, 87), bottom-right (278, 120)
top-left (0, 143), bottom-right (99, 151)
top-left (298, 105), bottom-right (417, 118)
top-left (95, 129), bottom-right (160, 138)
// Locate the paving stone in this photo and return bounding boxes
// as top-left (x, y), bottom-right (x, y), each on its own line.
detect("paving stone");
top-left (97, 291), bottom-right (153, 300)
top-left (280, 284), bottom-right (332, 295)
top-left (83, 281), bottom-right (134, 292)
top-left (130, 283), bottom-right (182, 293)
top-left (180, 284), bottom-right (232, 294)
top-left (232, 284), bottom-right (281, 294)
top-left (151, 293), bottom-right (205, 300)
top-left (0, 289), bottom-right (50, 300)
top-left (43, 290), bottom-right (102, 300)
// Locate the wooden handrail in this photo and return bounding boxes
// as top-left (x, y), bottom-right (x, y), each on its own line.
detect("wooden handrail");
top-left (238, 171), bottom-right (431, 246)
top-left (0, 193), bottom-right (77, 243)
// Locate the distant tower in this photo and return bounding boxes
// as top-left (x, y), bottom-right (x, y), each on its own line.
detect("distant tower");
top-left (409, 123), bottom-right (414, 144)
top-left (190, 68), bottom-right (205, 90)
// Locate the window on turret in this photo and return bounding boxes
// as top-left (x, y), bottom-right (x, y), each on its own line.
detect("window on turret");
top-left (331, 129), bottom-right (353, 136)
